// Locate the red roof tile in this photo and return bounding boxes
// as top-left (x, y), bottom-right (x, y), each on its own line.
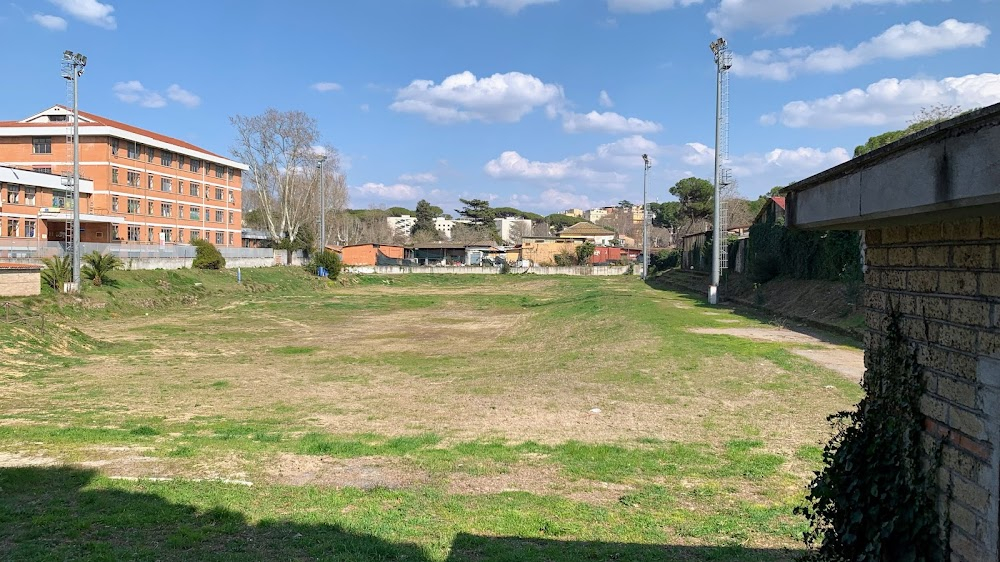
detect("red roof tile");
top-left (0, 262), bottom-right (43, 270)
top-left (0, 106), bottom-right (229, 161)
top-left (772, 196), bottom-right (786, 210)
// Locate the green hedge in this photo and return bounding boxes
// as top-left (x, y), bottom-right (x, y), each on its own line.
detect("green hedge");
top-left (746, 219), bottom-right (861, 283)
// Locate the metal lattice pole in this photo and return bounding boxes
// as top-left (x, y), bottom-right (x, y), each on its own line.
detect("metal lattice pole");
top-left (709, 38), bottom-right (731, 305)
top-left (641, 154), bottom-right (651, 279)
top-left (62, 51), bottom-right (87, 292)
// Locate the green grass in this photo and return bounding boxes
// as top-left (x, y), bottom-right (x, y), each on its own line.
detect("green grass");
top-left (0, 269), bottom-right (863, 560)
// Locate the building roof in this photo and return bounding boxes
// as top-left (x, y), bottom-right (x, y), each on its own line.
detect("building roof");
top-left (0, 262), bottom-right (43, 270)
top-left (0, 105), bottom-right (246, 169)
top-left (753, 196), bottom-right (787, 224)
top-left (558, 222), bottom-right (615, 237)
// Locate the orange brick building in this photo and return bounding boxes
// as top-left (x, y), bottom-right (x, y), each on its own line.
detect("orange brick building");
top-left (0, 105), bottom-right (247, 248)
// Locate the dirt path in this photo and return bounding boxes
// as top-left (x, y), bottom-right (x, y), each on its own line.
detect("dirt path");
top-left (689, 327), bottom-right (865, 382)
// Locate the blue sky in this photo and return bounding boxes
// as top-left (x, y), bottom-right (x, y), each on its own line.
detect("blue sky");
top-left (2, 0), bottom-right (998, 215)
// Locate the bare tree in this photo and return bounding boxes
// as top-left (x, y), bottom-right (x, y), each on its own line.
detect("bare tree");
top-left (231, 109), bottom-right (342, 243)
top-left (726, 198), bottom-right (754, 228)
top-left (507, 222), bottom-right (528, 245)
top-left (530, 222), bottom-right (551, 237)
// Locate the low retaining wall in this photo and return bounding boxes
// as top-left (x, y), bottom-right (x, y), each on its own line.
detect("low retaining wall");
top-left (346, 265), bottom-right (637, 276)
top-left (120, 256), bottom-right (277, 270)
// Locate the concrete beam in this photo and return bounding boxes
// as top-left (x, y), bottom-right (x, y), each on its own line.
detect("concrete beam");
top-left (787, 102), bottom-right (1000, 230)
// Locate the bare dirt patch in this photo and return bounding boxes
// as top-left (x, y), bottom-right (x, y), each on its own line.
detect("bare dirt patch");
top-left (0, 452), bottom-right (59, 467)
top-left (265, 453), bottom-right (429, 489)
top-left (447, 463), bottom-right (632, 505)
top-left (689, 327), bottom-right (864, 382)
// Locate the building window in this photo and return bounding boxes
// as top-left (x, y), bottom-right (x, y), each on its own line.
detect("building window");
top-left (178, 204), bottom-right (184, 218)
top-left (215, 232), bottom-right (224, 245)
top-left (147, 227), bottom-right (154, 242)
top-left (228, 168), bottom-right (234, 181)
top-left (25, 220), bottom-right (36, 238)
top-left (53, 195), bottom-right (67, 208)
top-left (111, 138), bottom-right (119, 155)
top-left (228, 211), bottom-right (234, 224)
top-left (111, 227), bottom-right (121, 241)
top-left (161, 151), bottom-right (173, 167)
top-left (162, 228), bottom-right (173, 243)
top-left (190, 206), bottom-right (200, 220)
top-left (161, 178), bottom-right (172, 192)
top-left (6, 186), bottom-right (19, 204)
top-left (33, 167), bottom-right (52, 174)
top-left (191, 230), bottom-right (200, 241)
top-left (177, 180), bottom-right (184, 194)
top-left (128, 225), bottom-right (140, 242)
top-left (7, 219), bottom-right (19, 237)
top-left (228, 190), bottom-right (235, 204)
top-left (112, 196), bottom-right (119, 212)
top-left (147, 175), bottom-right (154, 189)
top-left (177, 155), bottom-right (185, 169)
top-left (178, 228), bottom-right (184, 241)
top-left (191, 159), bottom-right (201, 173)
top-left (148, 201), bottom-right (154, 215)
top-left (32, 137), bottom-right (52, 154)
top-left (215, 210), bottom-right (224, 223)
top-left (127, 171), bottom-right (140, 187)
top-left (215, 187), bottom-right (224, 200)
top-left (112, 167), bottom-right (120, 184)
top-left (228, 233), bottom-right (234, 246)
top-left (147, 147), bottom-right (155, 163)
top-left (190, 183), bottom-right (200, 197)
top-left (215, 165), bottom-right (224, 179)
top-left (127, 142), bottom-right (140, 159)
top-left (161, 203), bottom-right (172, 217)
top-left (127, 198), bottom-right (140, 213)
top-left (24, 188), bottom-right (35, 206)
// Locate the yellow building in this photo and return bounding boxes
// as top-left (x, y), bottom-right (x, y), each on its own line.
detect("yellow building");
top-left (519, 237), bottom-right (581, 266)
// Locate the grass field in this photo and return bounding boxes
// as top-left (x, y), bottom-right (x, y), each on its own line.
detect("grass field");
top-left (0, 269), bottom-right (863, 561)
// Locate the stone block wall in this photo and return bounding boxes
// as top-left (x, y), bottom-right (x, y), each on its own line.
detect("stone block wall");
top-left (0, 269), bottom-right (41, 297)
top-left (864, 216), bottom-right (1000, 562)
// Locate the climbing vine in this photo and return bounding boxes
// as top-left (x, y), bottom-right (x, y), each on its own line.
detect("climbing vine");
top-left (797, 314), bottom-right (944, 561)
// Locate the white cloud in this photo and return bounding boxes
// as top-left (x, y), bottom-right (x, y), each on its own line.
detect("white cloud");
top-left (561, 110), bottom-right (662, 134)
top-left (49, 0), bottom-right (115, 29)
top-left (508, 189), bottom-right (598, 212)
top-left (399, 172), bottom-right (438, 184)
top-left (113, 82), bottom-right (202, 109)
top-left (485, 135), bottom-right (662, 187)
top-left (734, 20), bottom-right (990, 80)
top-left (682, 142), bottom-right (714, 166)
top-left (391, 71), bottom-right (563, 124)
top-left (360, 104), bottom-right (370, 112)
top-left (607, 0), bottom-right (704, 13)
top-left (709, 0), bottom-right (925, 35)
top-left (312, 82), bottom-right (343, 92)
top-left (598, 90), bottom-right (614, 108)
top-left (729, 147), bottom-right (851, 181)
top-left (31, 13), bottom-right (67, 30)
top-left (357, 182), bottom-right (423, 201)
top-left (166, 84), bottom-right (201, 108)
top-left (112, 81), bottom-right (166, 109)
top-left (770, 73), bottom-right (1000, 128)
top-left (450, 0), bottom-right (557, 14)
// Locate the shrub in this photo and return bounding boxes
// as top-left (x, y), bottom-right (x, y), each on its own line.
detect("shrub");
top-left (40, 254), bottom-right (72, 291)
top-left (306, 250), bottom-right (341, 279)
top-left (192, 239), bottom-right (226, 270)
top-left (81, 251), bottom-right (123, 286)
top-left (649, 249), bottom-right (679, 273)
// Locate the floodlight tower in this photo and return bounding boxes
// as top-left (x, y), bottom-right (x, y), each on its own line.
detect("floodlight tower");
top-left (709, 38), bottom-right (732, 305)
top-left (641, 154), bottom-right (651, 279)
top-left (61, 50), bottom-right (86, 292)
top-left (317, 155), bottom-right (327, 251)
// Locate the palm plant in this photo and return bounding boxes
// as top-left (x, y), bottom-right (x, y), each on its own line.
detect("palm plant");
top-left (40, 254), bottom-right (72, 291)
top-left (81, 251), bottom-right (123, 286)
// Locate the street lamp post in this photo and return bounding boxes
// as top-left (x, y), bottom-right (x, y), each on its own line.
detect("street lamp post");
top-left (641, 154), bottom-right (651, 279)
top-left (61, 50), bottom-right (86, 292)
top-left (317, 155), bottom-right (327, 251)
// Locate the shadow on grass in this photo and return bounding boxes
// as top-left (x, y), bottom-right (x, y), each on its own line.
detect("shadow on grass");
top-left (644, 272), bottom-right (862, 349)
top-left (0, 466), bottom-right (801, 562)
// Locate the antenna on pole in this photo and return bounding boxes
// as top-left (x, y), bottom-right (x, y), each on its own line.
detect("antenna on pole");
top-left (709, 37), bottom-right (732, 305)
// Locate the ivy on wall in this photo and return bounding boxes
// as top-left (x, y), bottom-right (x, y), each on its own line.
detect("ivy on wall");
top-left (746, 216), bottom-right (862, 284)
top-left (797, 314), bottom-right (944, 561)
